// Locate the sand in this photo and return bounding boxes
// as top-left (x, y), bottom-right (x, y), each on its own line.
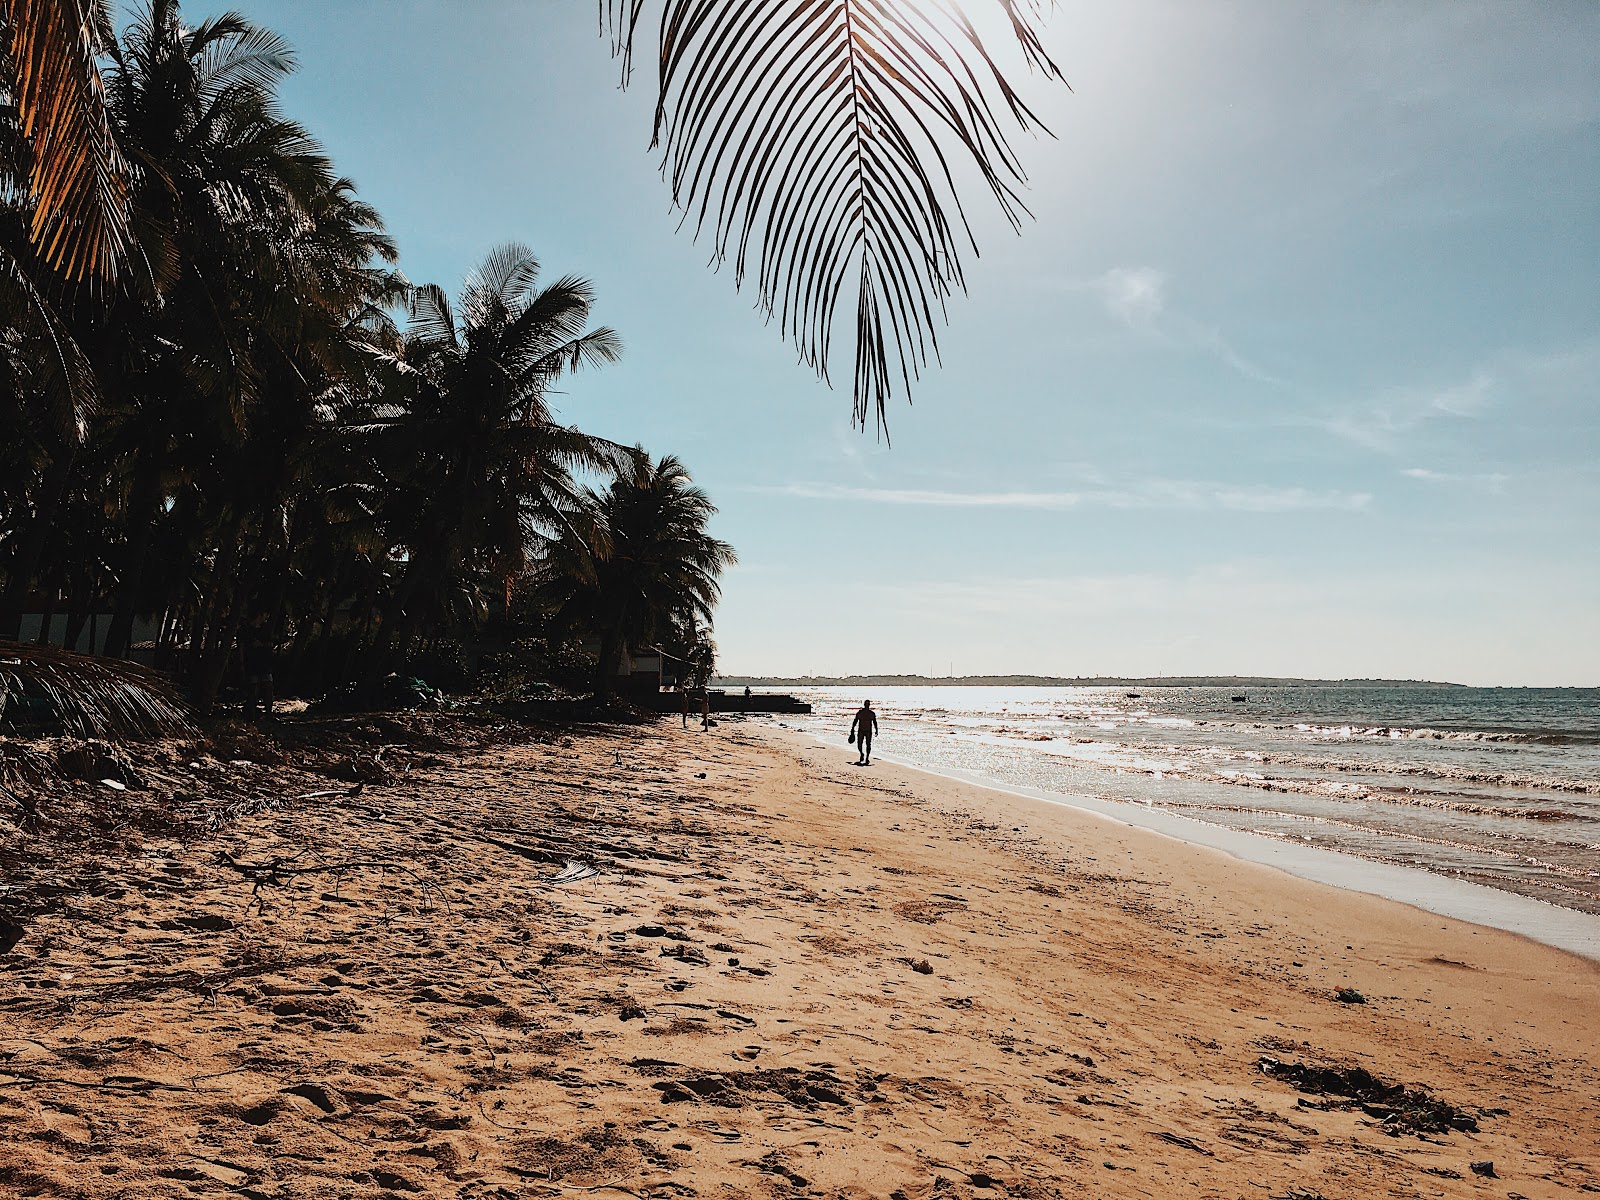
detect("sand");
top-left (2, 715), bottom-right (1597, 1199)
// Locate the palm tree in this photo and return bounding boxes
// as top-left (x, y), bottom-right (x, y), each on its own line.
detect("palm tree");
top-left (87, 1), bottom-right (388, 666)
top-left (365, 243), bottom-right (625, 677)
top-left (1, 1), bottom-right (408, 715)
top-left (6, 1), bottom-right (1067, 431)
top-left (537, 451), bottom-right (735, 697)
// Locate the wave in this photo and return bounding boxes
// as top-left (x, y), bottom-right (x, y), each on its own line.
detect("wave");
top-left (1286, 722), bottom-right (1600, 746)
top-left (974, 725), bottom-right (1600, 797)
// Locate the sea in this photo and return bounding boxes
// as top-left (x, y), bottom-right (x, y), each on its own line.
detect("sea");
top-left (772, 685), bottom-right (1600, 950)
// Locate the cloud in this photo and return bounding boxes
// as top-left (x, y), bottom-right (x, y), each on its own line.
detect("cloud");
top-left (760, 480), bottom-right (1372, 513)
top-left (1317, 368), bottom-right (1496, 452)
top-left (1098, 267), bottom-right (1166, 325)
top-left (1425, 371), bottom-right (1494, 417)
top-left (1401, 467), bottom-right (1508, 491)
top-left (1078, 266), bottom-right (1282, 383)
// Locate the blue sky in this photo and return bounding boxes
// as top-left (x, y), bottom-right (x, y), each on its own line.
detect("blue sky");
top-left (240, 0), bottom-right (1598, 685)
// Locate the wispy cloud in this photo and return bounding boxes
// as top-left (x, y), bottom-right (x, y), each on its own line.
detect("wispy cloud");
top-left (760, 480), bottom-right (1371, 513)
top-left (1073, 267), bottom-right (1283, 384)
top-left (1098, 267), bottom-right (1166, 325)
top-left (1402, 466), bottom-right (1508, 492)
top-left (1318, 369), bottom-right (1495, 452)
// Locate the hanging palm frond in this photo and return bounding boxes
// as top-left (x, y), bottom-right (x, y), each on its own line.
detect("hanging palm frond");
top-left (0, 642), bottom-right (194, 740)
top-left (1, 0), bottom-right (132, 285)
top-left (601, 0), bottom-right (1065, 434)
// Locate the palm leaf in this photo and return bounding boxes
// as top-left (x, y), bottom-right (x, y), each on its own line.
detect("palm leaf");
top-left (601, 0), bottom-right (1064, 434)
top-left (2, 0), bottom-right (132, 285)
top-left (0, 641), bottom-right (194, 740)
top-left (0, 233), bottom-right (98, 442)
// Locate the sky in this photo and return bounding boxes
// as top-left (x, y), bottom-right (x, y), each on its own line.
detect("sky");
top-left (233, 0), bottom-right (1598, 685)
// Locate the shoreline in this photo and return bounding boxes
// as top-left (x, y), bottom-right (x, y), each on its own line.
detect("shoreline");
top-left (772, 723), bottom-right (1600, 962)
top-left (3, 717), bottom-right (1597, 1197)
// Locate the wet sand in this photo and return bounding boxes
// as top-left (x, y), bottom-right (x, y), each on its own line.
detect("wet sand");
top-left (2, 717), bottom-right (1597, 1198)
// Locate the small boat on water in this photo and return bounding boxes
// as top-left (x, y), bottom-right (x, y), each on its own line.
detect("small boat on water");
top-left (1231, 694), bottom-right (1247, 702)
top-left (1125, 692), bottom-right (1141, 699)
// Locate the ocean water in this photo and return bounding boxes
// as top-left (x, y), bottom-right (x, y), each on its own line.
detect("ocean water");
top-left (778, 686), bottom-right (1600, 918)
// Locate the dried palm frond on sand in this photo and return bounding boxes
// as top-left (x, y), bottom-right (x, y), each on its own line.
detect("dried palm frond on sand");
top-left (0, 641), bottom-right (194, 741)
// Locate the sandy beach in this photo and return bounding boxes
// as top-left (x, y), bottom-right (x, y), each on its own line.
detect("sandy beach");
top-left (3, 715), bottom-right (1597, 1199)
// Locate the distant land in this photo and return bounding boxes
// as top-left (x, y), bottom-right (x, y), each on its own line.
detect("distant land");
top-left (713, 675), bottom-right (1469, 689)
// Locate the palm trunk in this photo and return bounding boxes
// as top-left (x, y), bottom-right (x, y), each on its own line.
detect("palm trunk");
top-left (593, 599), bottom-right (632, 698)
top-left (104, 463), bottom-right (164, 659)
top-left (191, 518), bottom-right (251, 716)
top-left (364, 549), bottom-right (435, 690)
top-left (0, 450), bottom-right (76, 641)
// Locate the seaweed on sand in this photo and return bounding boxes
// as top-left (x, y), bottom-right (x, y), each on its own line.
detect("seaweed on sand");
top-left (1259, 1056), bottom-right (1484, 1135)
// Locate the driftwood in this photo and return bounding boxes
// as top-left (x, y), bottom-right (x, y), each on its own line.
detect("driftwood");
top-left (215, 850), bottom-right (446, 911)
top-left (486, 825), bottom-right (685, 865)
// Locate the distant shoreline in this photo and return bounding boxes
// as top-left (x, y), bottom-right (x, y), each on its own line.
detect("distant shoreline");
top-left (715, 674), bottom-right (1471, 689)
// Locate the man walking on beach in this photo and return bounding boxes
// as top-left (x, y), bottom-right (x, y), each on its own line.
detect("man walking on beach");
top-left (849, 700), bottom-right (878, 765)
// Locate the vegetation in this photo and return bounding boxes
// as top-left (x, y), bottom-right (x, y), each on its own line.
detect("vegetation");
top-left (535, 452), bottom-right (735, 697)
top-left (0, 0), bottom-right (732, 721)
top-left (6, 0), bottom-right (1067, 437)
top-left (601, 1), bottom-right (1066, 432)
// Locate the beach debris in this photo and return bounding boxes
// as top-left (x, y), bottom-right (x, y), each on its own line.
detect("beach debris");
top-left (1334, 987), bottom-right (1367, 1003)
top-left (215, 849), bottom-right (445, 911)
top-left (1470, 1161), bottom-right (1498, 1178)
top-left (1259, 1057), bottom-right (1481, 1134)
top-left (546, 860), bottom-right (599, 885)
top-left (1152, 1131), bottom-right (1214, 1156)
top-left (661, 944), bottom-right (709, 966)
top-left (647, 1065), bottom-right (853, 1112)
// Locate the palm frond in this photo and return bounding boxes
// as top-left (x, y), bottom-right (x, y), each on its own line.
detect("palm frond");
top-left (0, 642), bottom-right (194, 740)
top-left (0, 234), bottom-right (98, 442)
top-left (3, 0), bottom-right (132, 284)
top-left (601, 0), bottom-right (1064, 434)
top-left (536, 326), bottom-right (625, 377)
top-left (405, 282), bottom-right (458, 349)
top-left (464, 241), bottom-right (543, 315)
top-left (188, 11), bottom-right (296, 105)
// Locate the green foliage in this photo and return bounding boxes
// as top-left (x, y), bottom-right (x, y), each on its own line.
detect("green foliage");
top-left (532, 451), bottom-right (735, 695)
top-left (0, 1), bottom-right (731, 716)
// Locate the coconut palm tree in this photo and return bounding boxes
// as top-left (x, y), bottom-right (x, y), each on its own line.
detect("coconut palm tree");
top-left (87, 0), bottom-right (378, 664)
top-left (536, 451), bottom-right (735, 697)
top-left (364, 243), bottom-right (625, 677)
top-left (6, 1), bottom-right (1066, 431)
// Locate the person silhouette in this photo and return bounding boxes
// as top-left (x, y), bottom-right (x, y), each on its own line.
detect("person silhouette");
top-left (849, 700), bottom-right (878, 765)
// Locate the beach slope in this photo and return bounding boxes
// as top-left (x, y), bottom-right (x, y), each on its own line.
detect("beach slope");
top-left (1, 719), bottom-right (1595, 1198)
